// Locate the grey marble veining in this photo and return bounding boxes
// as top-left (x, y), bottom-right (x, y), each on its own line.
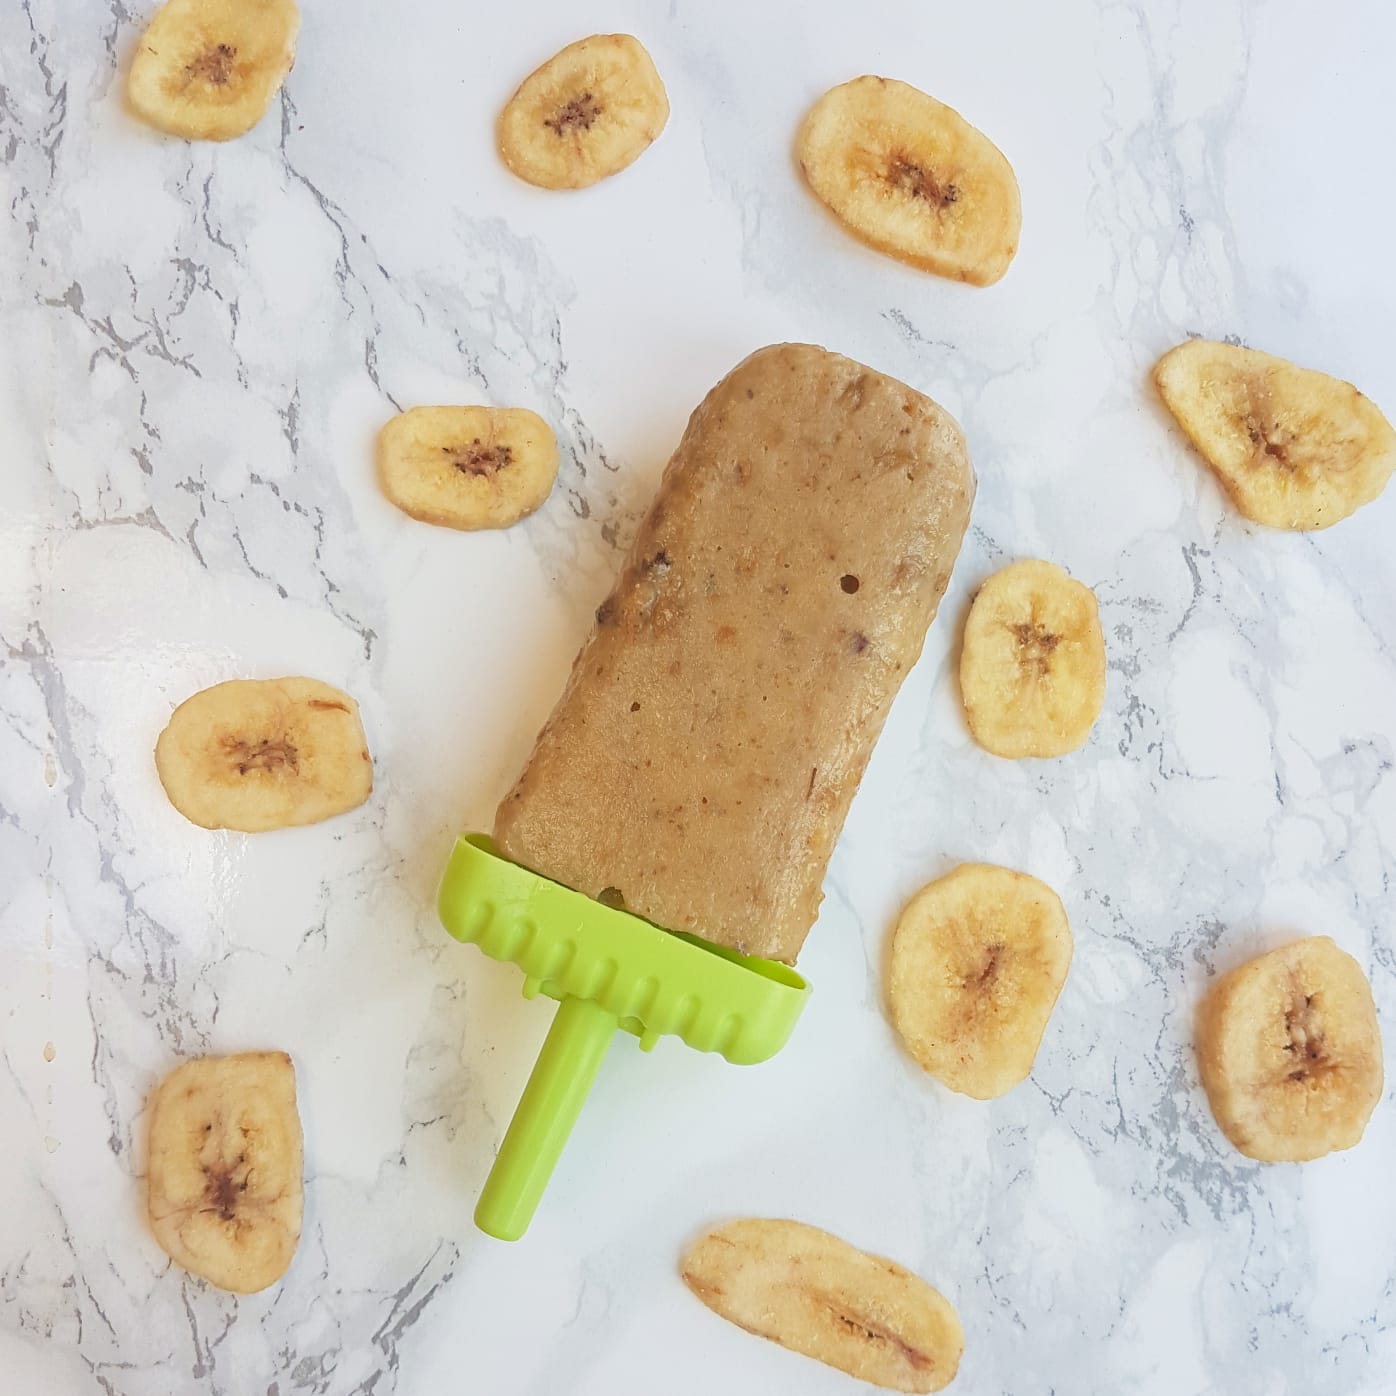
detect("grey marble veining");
top-left (2, 1), bottom-right (1394, 1393)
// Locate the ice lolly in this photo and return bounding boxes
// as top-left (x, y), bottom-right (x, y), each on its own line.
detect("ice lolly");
top-left (495, 343), bottom-right (974, 962)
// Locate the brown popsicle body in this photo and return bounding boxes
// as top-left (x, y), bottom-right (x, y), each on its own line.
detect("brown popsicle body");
top-left (494, 343), bottom-right (975, 962)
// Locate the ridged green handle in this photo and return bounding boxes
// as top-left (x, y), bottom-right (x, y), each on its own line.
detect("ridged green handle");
top-left (440, 837), bottom-right (811, 1240)
top-left (474, 995), bottom-right (617, 1241)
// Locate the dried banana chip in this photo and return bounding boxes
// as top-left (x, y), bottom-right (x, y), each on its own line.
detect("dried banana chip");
top-left (497, 34), bottom-right (669, 190)
top-left (960, 558), bottom-right (1105, 759)
top-left (128, 0), bottom-right (299, 142)
top-left (890, 863), bottom-right (1072, 1100)
top-left (1198, 937), bottom-right (1382, 1162)
top-left (147, 1052), bottom-right (303, 1293)
top-left (681, 1218), bottom-right (963, 1394)
top-left (377, 405), bottom-right (559, 530)
top-left (1154, 339), bottom-right (1396, 530)
top-left (155, 676), bottom-right (372, 832)
top-left (797, 75), bottom-right (1020, 285)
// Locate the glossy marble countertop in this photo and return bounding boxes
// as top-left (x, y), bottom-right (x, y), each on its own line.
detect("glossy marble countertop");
top-left (3, 1), bottom-right (1394, 1392)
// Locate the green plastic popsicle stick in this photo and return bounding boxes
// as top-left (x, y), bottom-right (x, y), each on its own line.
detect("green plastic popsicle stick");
top-left (474, 994), bottom-right (615, 1241)
top-left (437, 835), bottom-right (811, 1240)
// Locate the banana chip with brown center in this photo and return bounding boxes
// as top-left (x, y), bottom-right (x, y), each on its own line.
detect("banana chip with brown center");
top-left (377, 405), bottom-right (559, 530)
top-left (155, 676), bottom-right (372, 831)
top-left (1154, 339), bottom-right (1396, 529)
top-left (128, 0), bottom-right (300, 141)
top-left (497, 34), bottom-right (669, 190)
top-left (889, 862), bottom-right (1073, 1099)
top-left (1198, 937), bottom-right (1382, 1162)
top-left (681, 1218), bottom-right (963, 1393)
top-left (797, 75), bottom-right (1020, 285)
top-left (960, 559), bottom-right (1105, 759)
top-left (147, 1052), bottom-right (303, 1293)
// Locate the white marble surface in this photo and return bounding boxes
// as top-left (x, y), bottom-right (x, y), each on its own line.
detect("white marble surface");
top-left (3, 1), bottom-right (1394, 1392)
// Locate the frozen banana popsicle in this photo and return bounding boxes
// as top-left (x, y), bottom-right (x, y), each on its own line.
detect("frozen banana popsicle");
top-left (495, 342), bottom-right (974, 963)
top-left (440, 342), bottom-right (975, 1238)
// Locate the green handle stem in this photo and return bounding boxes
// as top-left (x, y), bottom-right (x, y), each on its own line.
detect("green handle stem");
top-left (474, 995), bottom-right (617, 1241)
